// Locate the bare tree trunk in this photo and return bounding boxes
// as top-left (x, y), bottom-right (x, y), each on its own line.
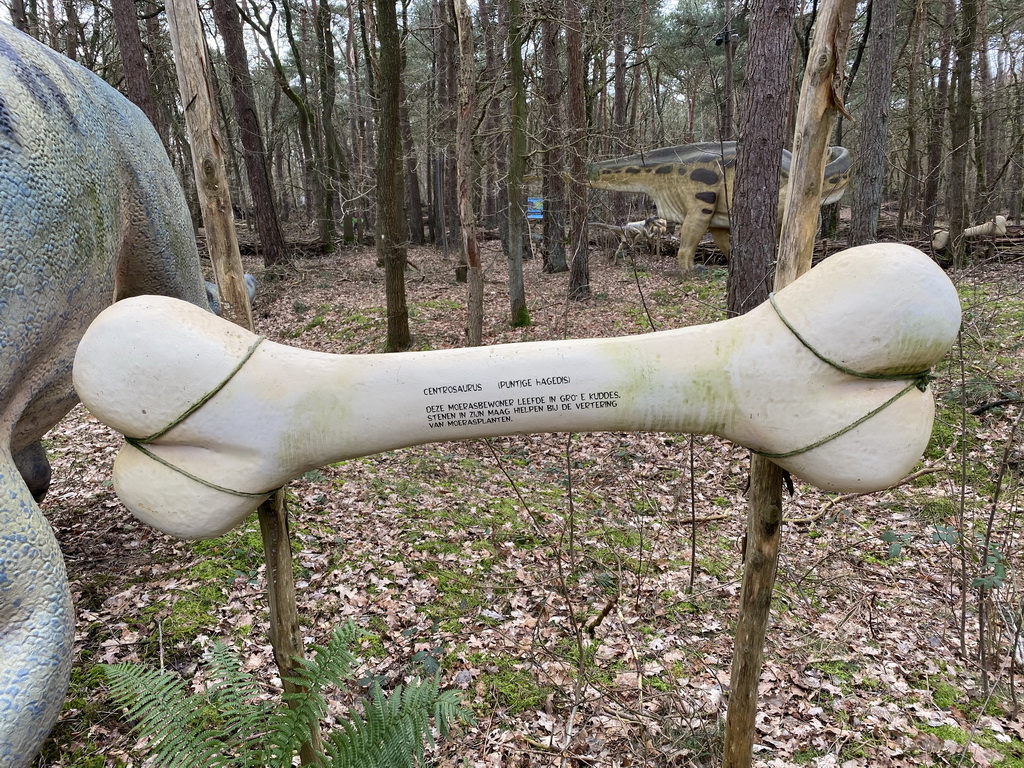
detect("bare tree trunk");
top-left (974, 0), bottom-right (995, 220)
top-left (110, 0), bottom-right (161, 135)
top-left (399, 81), bottom-right (425, 245)
top-left (435, 0), bottom-right (460, 277)
top-left (721, 0), bottom-right (736, 140)
top-left (315, 0), bottom-right (341, 253)
top-left (374, 0), bottom-right (411, 352)
top-left (919, 0), bottom-right (954, 238)
top-left (541, 9), bottom-right (568, 273)
top-left (946, 0), bottom-right (978, 267)
top-left (727, 0), bottom-right (795, 318)
top-left (10, 0), bottom-right (29, 33)
top-left (505, 0), bottom-right (529, 328)
top-left (454, 0), bottom-right (483, 344)
top-left (898, 0), bottom-right (926, 234)
top-left (566, 0), bottom-right (590, 301)
top-left (477, 0), bottom-right (501, 231)
top-left (610, 0), bottom-right (627, 222)
top-left (238, 0), bottom-right (326, 252)
top-left (165, 0), bottom-right (250, 328)
top-left (212, 0), bottom-right (288, 268)
top-left (61, 0), bottom-right (77, 60)
top-left (848, 0), bottom-right (897, 245)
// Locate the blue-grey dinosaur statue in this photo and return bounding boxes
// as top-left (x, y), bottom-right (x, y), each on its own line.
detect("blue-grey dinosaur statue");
top-left (587, 141), bottom-right (852, 272)
top-left (0, 22), bottom-right (209, 765)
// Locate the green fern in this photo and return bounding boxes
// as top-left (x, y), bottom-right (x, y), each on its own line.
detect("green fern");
top-left (324, 682), bottom-right (466, 768)
top-left (101, 620), bottom-right (470, 767)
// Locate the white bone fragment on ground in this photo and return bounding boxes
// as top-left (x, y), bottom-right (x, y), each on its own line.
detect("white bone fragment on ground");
top-left (964, 215), bottom-right (1007, 238)
top-left (932, 215), bottom-right (1008, 250)
top-left (73, 243), bottom-right (961, 540)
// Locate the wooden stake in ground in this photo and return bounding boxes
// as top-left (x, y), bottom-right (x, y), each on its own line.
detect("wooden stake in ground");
top-left (164, 1), bottom-right (321, 762)
top-left (722, 0), bottom-right (857, 765)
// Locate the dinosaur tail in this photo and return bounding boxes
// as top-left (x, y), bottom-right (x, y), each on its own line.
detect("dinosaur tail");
top-left (0, 454), bottom-right (74, 767)
top-left (821, 146), bottom-right (853, 205)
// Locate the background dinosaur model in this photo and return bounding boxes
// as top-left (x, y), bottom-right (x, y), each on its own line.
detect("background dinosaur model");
top-left (587, 141), bottom-right (852, 272)
top-left (0, 22), bottom-right (208, 766)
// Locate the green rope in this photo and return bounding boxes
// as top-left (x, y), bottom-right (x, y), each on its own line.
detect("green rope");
top-left (756, 294), bottom-right (935, 459)
top-left (125, 440), bottom-right (273, 499)
top-left (136, 336), bottom-right (265, 444)
top-left (124, 334), bottom-right (269, 499)
top-left (753, 380), bottom-right (920, 459)
top-left (769, 293), bottom-right (931, 387)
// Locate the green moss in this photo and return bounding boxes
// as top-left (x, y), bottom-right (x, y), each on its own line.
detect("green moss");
top-left (286, 313), bottom-right (327, 338)
top-left (928, 677), bottom-right (963, 709)
top-left (920, 498), bottom-right (958, 524)
top-left (918, 722), bottom-right (967, 744)
top-left (476, 657), bottom-right (550, 714)
top-left (646, 675), bottom-right (671, 692)
top-left (511, 304), bottom-right (531, 328)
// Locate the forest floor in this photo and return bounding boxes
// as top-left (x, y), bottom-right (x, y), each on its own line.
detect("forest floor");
top-left (38, 234), bottom-right (1024, 767)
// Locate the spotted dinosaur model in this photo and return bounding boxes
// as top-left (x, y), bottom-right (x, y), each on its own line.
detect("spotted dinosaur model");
top-left (587, 141), bottom-right (852, 272)
top-left (0, 22), bottom-right (209, 765)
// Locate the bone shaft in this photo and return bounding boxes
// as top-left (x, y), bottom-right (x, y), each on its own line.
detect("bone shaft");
top-left (248, 324), bottom-right (739, 475)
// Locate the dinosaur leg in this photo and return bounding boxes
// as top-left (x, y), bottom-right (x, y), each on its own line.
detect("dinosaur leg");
top-left (14, 441), bottom-right (52, 503)
top-left (674, 211), bottom-right (713, 273)
top-left (0, 454), bottom-right (74, 767)
top-left (710, 228), bottom-right (731, 263)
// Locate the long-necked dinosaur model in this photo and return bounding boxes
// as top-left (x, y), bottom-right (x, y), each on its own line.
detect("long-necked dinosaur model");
top-left (0, 23), bottom-right (209, 765)
top-left (587, 141), bottom-right (852, 272)
top-left (75, 244), bottom-right (958, 544)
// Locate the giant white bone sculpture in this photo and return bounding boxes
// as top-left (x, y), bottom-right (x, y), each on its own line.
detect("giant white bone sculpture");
top-left (73, 244), bottom-right (961, 540)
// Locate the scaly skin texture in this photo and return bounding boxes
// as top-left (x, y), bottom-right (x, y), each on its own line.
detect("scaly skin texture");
top-left (586, 141), bottom-right (852, 272)
top-left (0, 22), bottom-right (208, 766)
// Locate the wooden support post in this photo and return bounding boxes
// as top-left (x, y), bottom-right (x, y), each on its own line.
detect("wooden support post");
top-left (259, 490), bottom-right (324, 762)
top-left (722, 0), bottom-right (857, 765)
top-left (165, 0), bottom-right (251, 331)
top-left (164, 1), bottom-right (319, 761)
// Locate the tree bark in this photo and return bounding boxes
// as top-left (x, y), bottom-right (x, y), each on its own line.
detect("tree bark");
top-left (399, 80), bottom-right (425, 245)
top-left (237, 0), bottom-right (328, 253)
top-left (848, 0), bottom-right (897, 245)
top-left (477, 0), bottom-right (501, 231)
top-left (435, 0), bottom-right (460, 273)
top-left (541, 9), bottom-right (568, 273)
top-left (897, 0), bottom-right (926, 234)
top-left (774, 0), bottom-right (858, 287)
top-left (566, 0), bottom-right (590, 301)
top-left (454, 0), bottom-right (483, 344)
top-left (610, 0), bottom-right (628, 222)
top-left (110, 0), bottom-right (161, 136)
top-left (374, 0), bottom-right (411, 352)
top-left (946, 0), bottom-right (978, 267)
top-left (165, 0), bottom-right (250, 329)
top-left (505, 0), bottom-right (529, 328)
top-left (315, 0), bottom-right (342, 253)
top-left (919, 0), bottom-right (954, 239)
top-left (211, 0), bottom-right (288, 268)
top-left (727, 0), bottom-right (794, 318)
top-left (721, 0), bottom-right (736, 140)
